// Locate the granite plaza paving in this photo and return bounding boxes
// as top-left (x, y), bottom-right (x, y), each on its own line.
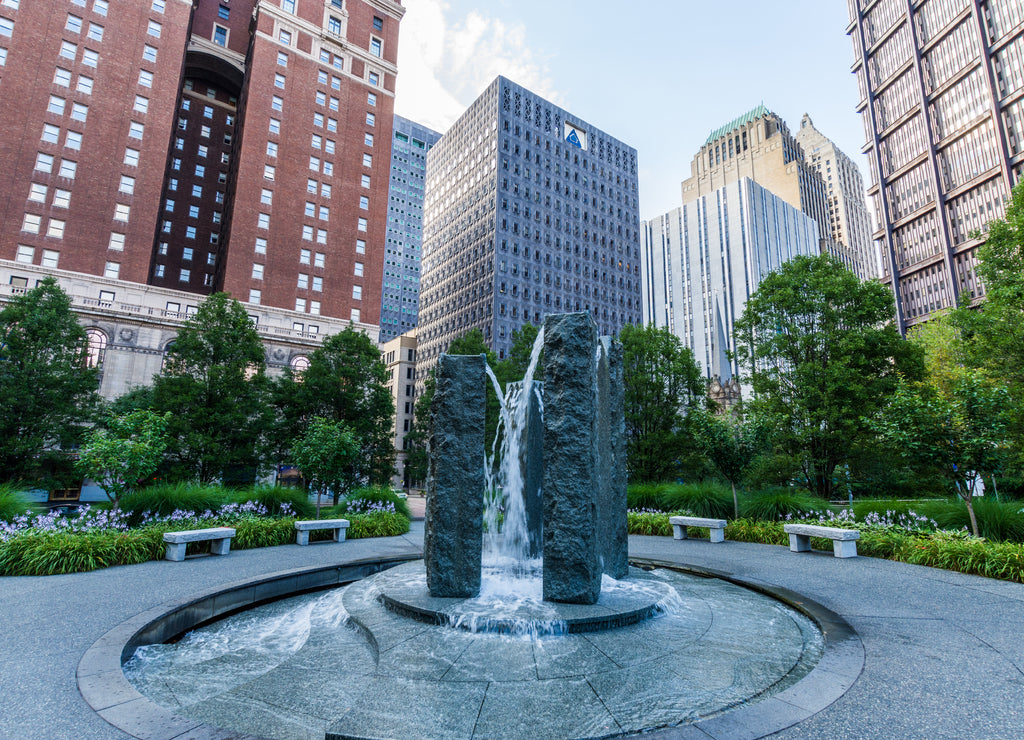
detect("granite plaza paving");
top-left (2, 518), bottom-right (1022, 739)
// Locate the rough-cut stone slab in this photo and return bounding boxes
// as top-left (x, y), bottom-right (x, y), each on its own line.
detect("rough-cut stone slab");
top-left (670, 516), bottom-right (728, 543)
top-left (597, 335), bottom-right (629, 579)
top-left (163, 528), bottom-right (235, 561)
top-left (293, 519), bottom-right (349, 546)
top-left (522, 380), bottom-right (544, 558)
top-left (784, 523), bottom-right (860, 558)
top-left (542, 312), bottom-right (601, 605)
top-left (425, 353), bottom-right (486, 597)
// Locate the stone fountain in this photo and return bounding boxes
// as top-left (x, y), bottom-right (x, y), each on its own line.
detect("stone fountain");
top-left (119, 312), bottom-right (829, 740)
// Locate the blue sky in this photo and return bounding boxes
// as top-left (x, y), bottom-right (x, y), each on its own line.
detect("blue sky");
top-left (394, 0), bottom-right (867, 220)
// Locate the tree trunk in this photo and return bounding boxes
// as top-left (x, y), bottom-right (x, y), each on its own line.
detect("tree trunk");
top-left (731, 481), bottom-right (738, 519)
top-left (960, 479), bottom-right (980, 537)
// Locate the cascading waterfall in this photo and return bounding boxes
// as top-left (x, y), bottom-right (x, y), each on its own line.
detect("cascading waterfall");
top-left (481, 327), bottom-right (545, 579)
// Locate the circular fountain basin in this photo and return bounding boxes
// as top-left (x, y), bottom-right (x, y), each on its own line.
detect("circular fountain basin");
top-left (121, 562), bottom-right (827, 740)
top-left (378, 562), bottom-right (673, 635)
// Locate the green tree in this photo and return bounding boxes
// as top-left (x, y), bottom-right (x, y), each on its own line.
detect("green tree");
top-left (0, 277), bottom-right (100, 483)
top-left (734, 255), bottom-right (923, 499)
top-left (76, 410), bottom-right (170, 508)
top-left (150, 293), bottom-right (272, 483)
top-left (871, 372), bottom-right (1009, 536)
top-left (276, 326), bottom-right (395, 487)
top-left (696, 411), bottom-right (771, 517)
top-left (292, 417), bottom-right (360, 514)
top-left (620, 323), bottom-right (706, 483)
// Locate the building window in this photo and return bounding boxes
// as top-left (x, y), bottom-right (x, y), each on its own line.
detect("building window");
top-left (59, 159), bottom-right (76, 178)
top-left (154, 264), bottom-right (165, 278)
top-left (41, 124), bottom-right (60, 144)
top-left (66, 14), bottom-right (83, 34)
top-left (108, 232), bottom-right (125, 250)
top-left (70, 103), bottom-right (88, 122)
top-left (351, 308), bottom-right (360, 323)
top-left (15, 244), bottom-right (34, 263)
top-left (269, 118), bottom-right (281, 135)
top-left (362, 153), bottom-right (372, 167)
top-left (355, 239), bottom-right (365, 254)
top-left (147, 19), bottom-right (161, 37)
top-left (271, 95), bottom-right (283, 111)
top-left (133, 95), bottom-right (148, 113)
top-left (357, 217), bottom-right (367, 231)
top-left (314, 252), bottom-right (326, 267)
top-left (312, 276), bottom-right (322, 292)
top-left (328, 16), bottom-right (341, 35)
top-left (47, 219), bottom-right (66, 239)
top-left (370, 37), bottom-right (381, 57)
top-left (373, 15), bottom-right (383, 31)
top-left (368, 72), bottom-right (379, 86)
top-left (255, 238), bottom-right (267, 254)
top-left (274, 73), bottom-right (285, 88)
top-left (249, 289), bottom-right (261, 304)
top-left (104, 261), bottom-right (120, 279)
top-left (179, 269), bottom-right (190, 282)
top-left (366, 112), bottom-right (375, 126)
top-left (218, 4), bottom-right (229, 19)
top-left (260, 188), bottom-right (273, 205)
top-left (21, 213), bottom-right (41, 234)
top-left (359, 196), bottom-right (369, 209)
top-left (129, 121), bottom-right (144, 138)
top-left (76, 75), bottom-right (93, 95)
top-left (263, 165), bottom-right (275, 180)
top-left (295, 298), bottom-right (306, 312)
top-left (85, 329), bottom-right (107, 369)
top-left (124, 148), bottom-right (140, 166)
top-left (119, 175), bottom-right (135, 194)
top-left (54, 68), bottom-right (72, 87)
top-left (252, 263), bottom-right (264, 280)
top-left (367, 92), bottom-right (376, 107)
top-left (277, 51), bottom-right (288, 66)
top-left (266, 141), bottom-right (278, 157)
top-left (352, 285), bottom-right (362, 300)
top-left (282, 0), bottom-right (295, 12)
top-left (28, 183), bottom-right (47, 202)
top-left (258, 213), bottom-right (270, 229)
top-left (297, 273), bottom-right (309, 289)
top-left (65, 131), bottom-right (82, 150)
top-left (279, 29), bottom-right (291, 45)
top-left (138, 69), bottom-right (153, 87)
top-left (142, 44), bottom-right (157, 62)
top-left (87, 23), bottom-right (103, 42)
top-left (364, 133), bottom-right (373, 146)
top-left (354, 261), bottom-right (364, 276)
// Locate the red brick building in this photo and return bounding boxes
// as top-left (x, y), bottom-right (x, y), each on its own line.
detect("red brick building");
top-left (0, 0), bottom-right (403, 330)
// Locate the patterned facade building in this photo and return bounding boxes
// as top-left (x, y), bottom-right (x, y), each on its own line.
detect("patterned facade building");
top-left (847, 0), bottom-right (1022, 330)
top-left (380, 330), bottom-right (417, 488)
top-left (416, 76), bottom-right (643, 383)
top-left (0, 0), bottom-right (404, 339)
top-left (641, 178), bottom-right (820, 384)
top-left (378, 116), bottom-right (441, 343)
top-left (795, 114), bottom-right (878, 279)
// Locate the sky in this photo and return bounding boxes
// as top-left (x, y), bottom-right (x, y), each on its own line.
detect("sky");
top-left (393, 0), bottom-right (868, 221)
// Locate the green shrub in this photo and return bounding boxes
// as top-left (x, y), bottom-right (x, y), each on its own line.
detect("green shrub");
top-left (229, 517), bottom-right (298, 549)
top-left (332, 485), bottom-right (411, 519)
top-left (740, 488), bottom-right (828, 521)
top-left (0, 485), bottom-right (41, 523)
top-left (0, 529), bottom-right (164, 576)
top-left (658, 482), bottom-right (733, 519)
top-left (229, 486), bottom-right (315, 518)
top-left (120, 483), bottom-right (229, 524)
top-left (626, 483), bottom-right (669, 511)
top-left (724, 518), bottom-right (788, 546)
top-left (346, 511), bottom-right (410, 539)
top-left (922, 498), bottom-right (1024, 543)
top-left (627, 510), bottom-right (674, 536)
top-left (994, 477), bottom-right (1024, 500)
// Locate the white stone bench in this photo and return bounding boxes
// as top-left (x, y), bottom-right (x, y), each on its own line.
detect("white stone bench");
top-left (784, 523), bottom-right (860, 558)
top-left (669, 516), bottom-right (728, 543)
top-left (294, 518), bottom-right (350, 546)
top-left (163, 527), bottom-right (236, 562)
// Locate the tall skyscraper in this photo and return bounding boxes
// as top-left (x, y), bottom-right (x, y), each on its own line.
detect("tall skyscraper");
top-left (0, 0), bottom-right (404, 333)
top-left (847, 0), bottom-right (1022, 330)
top-left (378, 116), bottom-right (441, 343)
top-left (415, 76), bottom-right (642, 382)
top-left (795, 114), bottom-right (878, 279)
top-left (642, 178), bottom-right (820, 383)
top-left (680, 106), bottom-right (838, 261)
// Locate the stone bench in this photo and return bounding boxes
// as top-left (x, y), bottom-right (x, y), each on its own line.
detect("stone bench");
top-left (163, 527), bottom-right (236, 562)
top-left (669, 516), bottom-right (728, 543)
top-left (784, 523), bottom-right (860, 558)
top-left (294, 518), bottom-right (350, 546)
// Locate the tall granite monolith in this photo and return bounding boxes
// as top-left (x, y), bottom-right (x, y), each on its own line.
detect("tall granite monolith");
top-left (521, 381), bottom-right (544, 558)
top-left (424, 354), bottom-right (485, 598)
top-left (597, 336), bottom-right (629, 579)
top-left (542, 313), bottom-right (601, 605)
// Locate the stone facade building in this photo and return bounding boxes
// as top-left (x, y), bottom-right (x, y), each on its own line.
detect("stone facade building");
top-left (378, 116), bottom-right (441, 343)
top-left (416, 76), bottom-right (642, 384)
top-left (795, 114), bottom-right (878, 279)
top-left (380, 331), bottom-right (417, 489)
top-left (847, 0), bottom-right (1022, 330)
top-left (641, 178), bottom-right (819, 385)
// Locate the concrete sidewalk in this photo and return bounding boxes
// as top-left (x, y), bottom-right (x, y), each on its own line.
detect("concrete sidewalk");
top-left (1, 522), bottom-right (1022, 738)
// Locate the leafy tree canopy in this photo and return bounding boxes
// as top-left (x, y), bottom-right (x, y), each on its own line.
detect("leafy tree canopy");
top-left (0, 277), bottom-right (100, 484)
top-left (292, 417), bottom-right (360, 512)
top-left (150, 293), bottom-right (272, 483)
top-left (734, 255), bottom-right (923, 499)
top-left (76, 410), bottom-right (170, 507)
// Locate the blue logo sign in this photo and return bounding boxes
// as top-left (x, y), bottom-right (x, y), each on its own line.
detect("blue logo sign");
top-left (566, 128), bottom-right (583, 149)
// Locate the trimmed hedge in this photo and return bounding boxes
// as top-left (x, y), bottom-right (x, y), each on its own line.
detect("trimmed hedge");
top-left (0, 510), bottom-right (410, 577)
top-left (627, 513), bottom-right (1024, 584)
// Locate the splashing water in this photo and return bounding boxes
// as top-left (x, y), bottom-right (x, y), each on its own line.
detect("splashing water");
top-left (482, 326), bottom-right (545, 582)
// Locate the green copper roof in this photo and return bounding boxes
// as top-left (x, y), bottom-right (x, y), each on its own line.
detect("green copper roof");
top-left (704, 104), bottom-right (770, 145)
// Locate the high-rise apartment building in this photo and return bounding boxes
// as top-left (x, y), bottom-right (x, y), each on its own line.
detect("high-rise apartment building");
top-left (642, 178), bottom-right (820, 383)
top-left (680, 106), bottom-right (841, 263)
top-left (380, 330), bottom-right (417, 488)
top-left (378, 116), bottom-right (441, 343)
top-left (795, 114), bottom-right (878, 279)
top-left (0, 0), bottom-right (404, 333)
top-left (415, 76), bottom-right (642, 381)
top-left (847, 0), bottom-right (1022, 330)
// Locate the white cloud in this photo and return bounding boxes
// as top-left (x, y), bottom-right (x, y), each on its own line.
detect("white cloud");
top-left (395, 0), bottom-right (559, 134)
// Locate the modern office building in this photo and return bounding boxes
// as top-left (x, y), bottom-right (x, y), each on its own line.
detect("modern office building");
top-left (378, 116), bottom-right (441, 343)
top-left (641, 178), bottom-right (820, 383)
top-left (380, 330), bottom-right (417, 488)
top-left (0, 0), bottom-right (404, 338)
top-left (847, 0), bottom-right (1022, 330)
top-left (680, 106), bottom-right (841, 263)
top-left (795, 114), bottom-right (878, 279)
top-left (415, 76), bottom-right (642, 383)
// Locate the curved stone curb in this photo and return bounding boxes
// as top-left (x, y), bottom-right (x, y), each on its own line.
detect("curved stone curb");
top-left (77, 554), bottom-right (862, 740)
top-left (77, 556), bottom-right (418, 740)
top-left (628, 559), bottom-right (865, 740)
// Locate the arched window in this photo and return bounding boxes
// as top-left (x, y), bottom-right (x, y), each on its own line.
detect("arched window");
top-left (289, 355), bottom-right (310, 380)
top-left (85, 329), bottom-right (107, 370)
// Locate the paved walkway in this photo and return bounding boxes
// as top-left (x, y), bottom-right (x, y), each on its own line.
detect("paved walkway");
top-left (1, 522), bottom-right (1022, 739)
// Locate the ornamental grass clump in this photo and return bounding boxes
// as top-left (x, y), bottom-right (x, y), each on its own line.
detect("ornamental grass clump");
top-left (741, 488), bottom-right (827, 521)
top-left (627, 509), bottom-right (676, 537)
top-left (345, 510), bottom-right (410, 539)
top-left (0, 485), bottom-right (41, 523)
